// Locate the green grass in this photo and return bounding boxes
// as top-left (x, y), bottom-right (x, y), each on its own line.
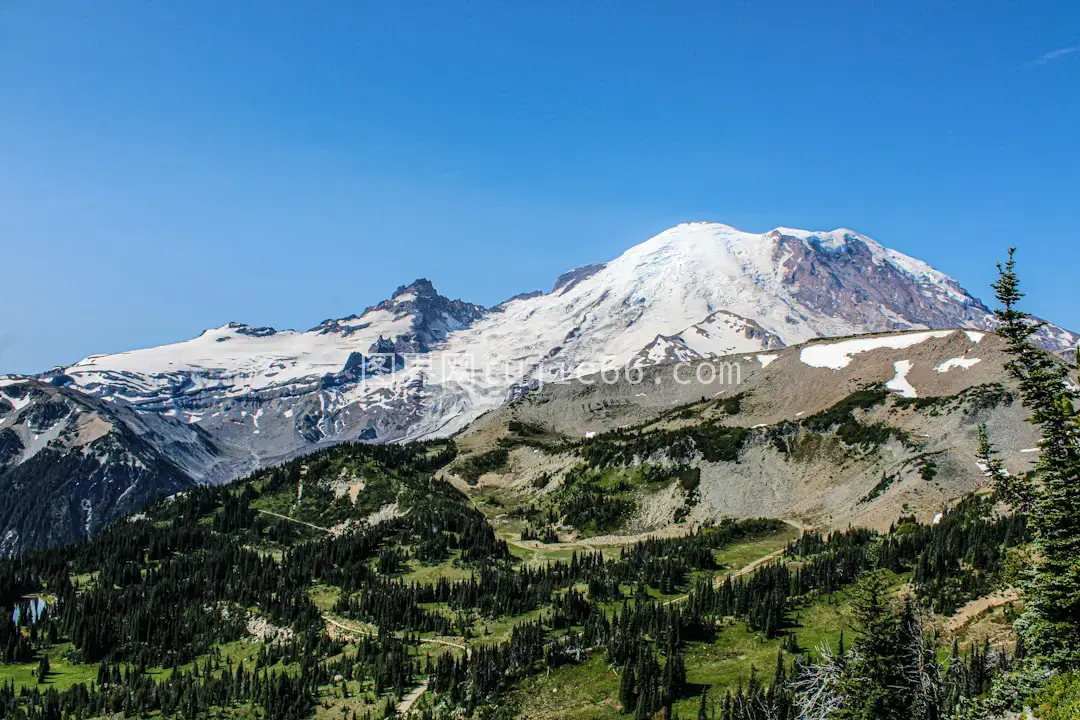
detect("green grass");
top-left (402, 553), bottom-right (477, 584)
top-left (504, 534), bottom-right (624, 566)
top-left (713, 524), bottom-right (800, 571)
top-left (510, 562), bottom-right (909, 719)
top-left (0, 642), bottom-right (98, 692)
top-left (0, 632), bottom-right (276, 697)
top-left (309, 583), bottom-right (342, 611)
top-left (508, 652), bottom-right (624, 719)
top-left (469, 607), bottom-right (548, 646)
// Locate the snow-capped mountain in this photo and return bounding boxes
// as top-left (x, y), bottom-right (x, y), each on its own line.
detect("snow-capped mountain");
top-left (11, 222), bottom-right (1080, 482)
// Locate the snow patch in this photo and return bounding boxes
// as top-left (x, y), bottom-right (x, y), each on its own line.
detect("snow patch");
top-left (885, 360), bottom-right (917, 398)
top-left (936, 357), bottom-right (982, 373)
top-left (799, 331), bottom-right (954, 370)
top-left (1, 391), bottom-right (33, 412)
top-left (964, 331), bottom-right (985, 343)
top-left (756, 354), bottom-right (779, 368)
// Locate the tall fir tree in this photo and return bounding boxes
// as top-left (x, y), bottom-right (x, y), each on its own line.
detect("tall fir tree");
top-left (620, 663), bottom-right (637, 714)
top-left (991, 249), bottom-right (1080, 667)
top-left (834, 563), bottom-right (907, 720)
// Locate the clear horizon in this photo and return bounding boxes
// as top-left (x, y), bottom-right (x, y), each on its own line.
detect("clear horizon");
top-left (3, 2), bottom-right (1079, 373)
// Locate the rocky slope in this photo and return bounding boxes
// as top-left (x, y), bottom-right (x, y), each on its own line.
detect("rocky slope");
top-left (453, 328), bottom-right (1070, 532)
top-left (0, 379), bottom-right (240, 553)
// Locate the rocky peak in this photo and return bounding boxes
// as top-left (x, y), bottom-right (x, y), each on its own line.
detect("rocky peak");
top-left (226, 322), bottom-right (278, 337)
top-left (768, 230), bottom-right (990, 334)
top-left (552, 263), bottom-right (606, 294)
top-left (391, 278), bottom-right (438, 299)
top-left (357, 279), bottom-right (488, 353)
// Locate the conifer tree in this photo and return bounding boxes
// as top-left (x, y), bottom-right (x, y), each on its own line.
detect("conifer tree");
top-left (620, 663), bottom-right (637, 714)
top-left (977, 424), bottom-right (1035, 511)
top-left (991, 249), bottom-right (1080, 667)
top-left (834, 564), bottom-right (905, 720)
top-left (35, 654), bottom-right (48, 684)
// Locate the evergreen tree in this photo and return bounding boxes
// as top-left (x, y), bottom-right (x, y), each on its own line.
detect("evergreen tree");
top-left (620, 664), bottom-right (637, 714)
top-left (992, 249), bottom-right (1080, 667)
top-left (834, 565), bottom-right (906, 720)
top-left (35, 654), bottom-right (49, 684)
top-left (977, 424), bottom-right (1035, 511)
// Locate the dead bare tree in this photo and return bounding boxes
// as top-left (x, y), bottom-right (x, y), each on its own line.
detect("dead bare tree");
top-left (791, 643), bottom-right (847, 720)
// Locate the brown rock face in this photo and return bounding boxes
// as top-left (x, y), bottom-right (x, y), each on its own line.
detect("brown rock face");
top-left (774, 232), bottom-right (990, 333)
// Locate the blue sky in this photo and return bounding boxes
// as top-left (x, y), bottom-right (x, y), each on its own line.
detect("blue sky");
top-left (2, 1), bottom-right (1078, 373)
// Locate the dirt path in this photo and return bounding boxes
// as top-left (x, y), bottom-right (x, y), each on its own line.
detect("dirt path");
top-left (505, 527), bottom-right (686, 555)
top-left (323, 614), bottom-right (468, 717)
top-left (323, 614), bottom-right (376, 638)
top-left (324, 614), bottom-right (468, 654)
top-left (728, 548), bottom-right (786, 580)
top-left (504, 522), bottom-right (757, 557)
top-left (947, 588), bottom-right (1020, 632)
top-left (256, 509), bottom-right (331, 533)
top-left (421, 637), bottom-right (469, 654)
top-left (506, 518), bottom-right (808, 555)
top-left (664, 547), bottom-right (786, 606)
top-left (395, 679), bottom-right (429, 716)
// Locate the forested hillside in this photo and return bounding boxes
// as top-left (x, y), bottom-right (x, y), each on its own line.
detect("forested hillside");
top-left (0, 434), bottom-right (1047, 719)
top-left (1, 251), bottom-right (1077, 719)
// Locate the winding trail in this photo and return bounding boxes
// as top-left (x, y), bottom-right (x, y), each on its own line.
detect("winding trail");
top-left (947, 587), bottom-right (1021, 632)
top-left (663, 547), bottom-right (786, 606)
top-left (395, 679), bottom-right (429, 716)
top-left (322, 614), bottom-right (376, 638)
top-left (256, 509), bottom-right (331, 533)
top-left (323, 614), bottom-right (469, 655)
top-left (322, 614), bottom-right (469, 717)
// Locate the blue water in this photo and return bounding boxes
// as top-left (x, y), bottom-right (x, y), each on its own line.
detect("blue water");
top-left (11, 597), bottom-right (46, 625)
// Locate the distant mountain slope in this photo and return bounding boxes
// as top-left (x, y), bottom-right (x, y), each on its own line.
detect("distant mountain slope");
top-left (456, 328), bottom-right (1058, 532)
top-left (1, 223), bottom-right (1076, 548)
top-left (33, 224), bottom-right (1077, 456)
top-left (0, 380), bottom-right (234, 554)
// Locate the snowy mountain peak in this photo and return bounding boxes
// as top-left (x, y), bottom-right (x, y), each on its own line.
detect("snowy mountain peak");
top-left (380, 278), bottom-right (448, 308)
top-left (11, 220), bottom-right (1075, 481)
top-left (368, 278), bottom-right (485, 322)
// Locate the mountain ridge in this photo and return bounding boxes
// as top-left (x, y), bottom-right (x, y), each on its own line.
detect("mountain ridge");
top-left (5, 221), bottom-right (1077, 451)
top-left (1, 222), bottom-right (1076, 552)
